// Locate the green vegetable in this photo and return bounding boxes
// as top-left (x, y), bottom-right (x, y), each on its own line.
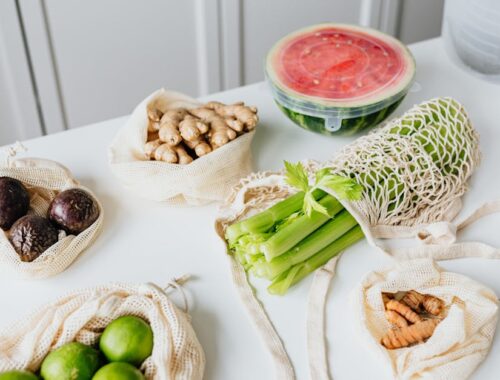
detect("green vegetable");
top-left (268, 225), bottom-right (364, 295)
top-left (225, 98), bottom-right (474, 294)
top-left (253, 210), bottom-right (358, 280)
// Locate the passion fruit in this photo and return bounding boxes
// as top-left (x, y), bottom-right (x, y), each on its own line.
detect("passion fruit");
top-left (9, 215), bottom-right (59, 262)
top-left (0, 177), bottom-right (30, 230)
top-left (48, 189), bottom-right (99, 235)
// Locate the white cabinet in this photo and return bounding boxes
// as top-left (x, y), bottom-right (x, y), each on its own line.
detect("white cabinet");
top-left (0, 0), bottom-right (444, 143)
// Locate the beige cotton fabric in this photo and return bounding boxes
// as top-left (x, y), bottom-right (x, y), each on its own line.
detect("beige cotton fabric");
top-left (0, 157), bottom-right (103, 279)
top-left (351, 259), bottom-right (498, 380)
top-left (109, 88), bottom-right (255, 205)
top-left (0, 281), bottom-right (205, 380)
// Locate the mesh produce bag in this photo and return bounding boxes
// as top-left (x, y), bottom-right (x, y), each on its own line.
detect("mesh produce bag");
top-left (351, 259), bottom-right (498, 380)
top-left (0, 156), bottom-right (103, 279)
top-left (0, 280), bottom-right (205, 380)
top-left (215, 97), bottom-right (500, 379)
top-left (109, 89), bottom-right (255, 205)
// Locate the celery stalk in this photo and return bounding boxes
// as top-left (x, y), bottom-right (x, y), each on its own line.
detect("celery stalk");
top-left (267, 226), bottom-right (364, 295)
top-left (260, 195), bottom-right (344, 261)
top-left (225, 189), bottom-right (325, 243)
top-left (253, 210), bottom-right (358, 280)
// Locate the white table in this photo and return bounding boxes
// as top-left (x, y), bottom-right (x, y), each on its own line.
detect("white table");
top-left (1, 38), bottom-right (500, 379)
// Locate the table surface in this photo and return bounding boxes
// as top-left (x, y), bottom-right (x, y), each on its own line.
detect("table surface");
top-left (1, 37), bottom-right (500, 380)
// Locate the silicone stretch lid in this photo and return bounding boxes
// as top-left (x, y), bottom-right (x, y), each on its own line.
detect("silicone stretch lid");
top-left (266, 24), bottom-right (416, 131)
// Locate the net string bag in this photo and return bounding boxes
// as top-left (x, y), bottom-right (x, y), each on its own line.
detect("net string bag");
top-left (351, 259), bottom-right (498, 380)
top-left (0, 147), bottom-right (104, 279)
top-left (215, 97), bottom-right (500, 379)
top-left (109, 88), bottom-right (255, 205)
top-left (0, 277), bottom-right (205, 380)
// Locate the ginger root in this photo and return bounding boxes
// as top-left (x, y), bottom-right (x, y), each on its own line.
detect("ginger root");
top-left (381, 319), bottom-right (440, 349)
top-left (145, 99), bottom-right (258, 164)
top-left (401, 290), bottom-right (444, 316)
top-left (386, 299), bottom-right (422, 324)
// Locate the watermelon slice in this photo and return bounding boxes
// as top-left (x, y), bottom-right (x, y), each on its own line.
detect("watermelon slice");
top-left (266, 24), bottom-right (416, 136)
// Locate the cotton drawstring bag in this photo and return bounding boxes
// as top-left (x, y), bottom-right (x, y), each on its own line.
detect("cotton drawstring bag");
top-left (215, 97), bottom-right (500, 379)
top-left (351, 258), bottom-right (498, 380)
top-left (0, 154), bottom-right (103, 279)
top-left (0, 279), bottom-right (205, 380)
top-left (109, 88), bottom-right (255, 205)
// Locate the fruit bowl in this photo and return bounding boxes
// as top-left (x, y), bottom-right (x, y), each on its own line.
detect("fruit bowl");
top-left (265, 23), bottom-right (416, 136)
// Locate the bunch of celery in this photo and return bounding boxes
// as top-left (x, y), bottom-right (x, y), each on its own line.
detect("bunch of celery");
top-left (225, 98), bottom-right (474, 295)
top-left (226, 162), bottom-right (364, 295)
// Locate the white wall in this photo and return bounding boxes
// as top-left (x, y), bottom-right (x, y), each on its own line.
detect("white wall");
top-left (0, 0), bottom-right (445, 146)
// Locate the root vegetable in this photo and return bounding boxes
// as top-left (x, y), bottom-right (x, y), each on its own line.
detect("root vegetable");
top-left (423, 295), bottom-right (444, 316)
top-left (158, 109), bottom-right (188, 146)
top-left (402, 290), bottom-right (425, 311)
top-left (154, 144), bottom-right (177, 163)
top-left (179, 115), bottom-right (209, 141)
top-left (205, 101), bottom-right (259, 131)
top-left (385, 310), bottom-right (408, 328)
top-left (148, 119), bottom-right (160, 132)
top-left (145, 100), bottom-right (258, 164)
top-left (144, 139), bottom-right (162, 159)
top-left (185, 136), bottom-right (212, 157)
top-left (382, 292), bottom-right (393, 306)
top-left (386, 300), bottom-right (422, 324)
top-left (381, 319), bottom-right (440, 349)
top-left (174, 145), bottom-right (194, 165)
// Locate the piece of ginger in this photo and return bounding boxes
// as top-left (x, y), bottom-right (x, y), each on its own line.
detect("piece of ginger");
top-left (205, 101), bottom-right (258, 131)
top-left (189, 107), bottom-right (237, 148)
top-left (184, 136), bottom-right (212, 157)
top-left (158, 109), bottom-right (188, 146)
top-left (381, 318), bottom-right (440, 349)
top-left (179, 115), bottom-right (209, 142)
top-left (386, 299), bottom-right (422, 324)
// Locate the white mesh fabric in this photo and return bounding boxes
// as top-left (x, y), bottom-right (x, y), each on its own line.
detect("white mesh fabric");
top-left (351, 259), bottom-right (498, 379)
top-left (109, 89), bottom-right (255, 205)
top-left (0, 158), bottom-right (103, 279)
top-left (0, 282), bottom-right (205, 380)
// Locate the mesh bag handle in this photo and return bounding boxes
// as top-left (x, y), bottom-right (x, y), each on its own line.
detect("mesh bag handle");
top-left (307, 199), bottom-right (500, 380)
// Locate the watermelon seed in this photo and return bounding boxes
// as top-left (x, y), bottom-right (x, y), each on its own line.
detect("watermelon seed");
top-left (313, 79), bottom-right (320, 85)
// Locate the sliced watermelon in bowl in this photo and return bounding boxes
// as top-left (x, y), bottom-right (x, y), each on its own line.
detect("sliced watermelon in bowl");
top-left (265, 23), bottom-right (416, 136)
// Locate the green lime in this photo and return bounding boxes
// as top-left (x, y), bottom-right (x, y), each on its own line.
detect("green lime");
top-left (0, 370), bottom-right (38, 380)
top-left (92, 363), bottom-right (144, 380)
top-left (40, 342), bottom-right (100, 380)
top-left (99, 316), bottom-right (153, 366)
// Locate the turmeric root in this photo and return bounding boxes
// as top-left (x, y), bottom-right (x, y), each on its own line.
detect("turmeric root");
top-left (381, 319), bottom-right (440, 349)
top-left (423, 295), bottom-right (444, 316)
top-left (382, 292), bottom-right (393, 306)
top-left (386, 299), bottom-right (422, 324)
top-left (402, 290), bottom-right (425, 311)
top-left (385, 310), bottom-right (408, 328)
